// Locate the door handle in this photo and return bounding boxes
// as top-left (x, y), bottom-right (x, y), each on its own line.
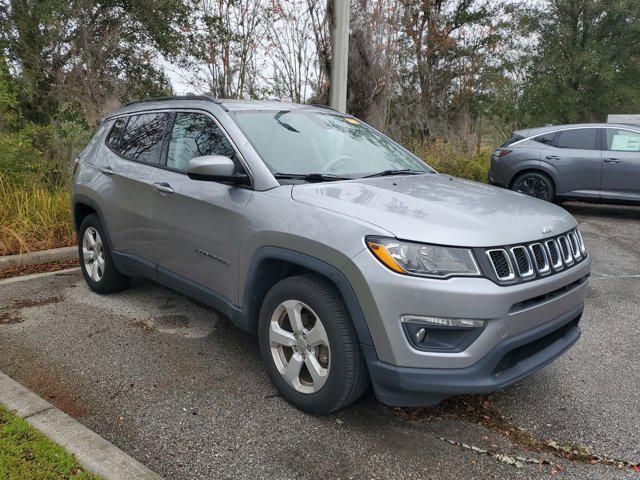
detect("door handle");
top-left (603, 157), bottom-right (620, 164)
top-left (545, 155), bottom-right (560, 160)
top-left (98, 165), bottom-right (114, 175)
top-left (153, 182), bottom-right (174, 195)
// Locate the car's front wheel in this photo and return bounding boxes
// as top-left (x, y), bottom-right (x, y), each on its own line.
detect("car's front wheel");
top-left (78, 214), bottom-right (130, 294)
top-left (258, 274), bottom-right (369, 414)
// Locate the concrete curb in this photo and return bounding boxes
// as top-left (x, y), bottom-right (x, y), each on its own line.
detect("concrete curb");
top-left (0, 246), bottom-right (77, 272)
top-left (0, 371), bottom-right (162, 480)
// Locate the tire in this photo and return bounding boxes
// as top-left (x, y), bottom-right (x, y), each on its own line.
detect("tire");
top-left (511, 172), bottom-right (555, 202)
top-left (78, 214), bottom-right (130, 294)
top-left (258, 274), bottom-right (369, 414)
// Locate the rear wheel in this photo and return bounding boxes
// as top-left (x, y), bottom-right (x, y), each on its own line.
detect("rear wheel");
top-left (511, 172), bottom-right (555, 202)
top-left (78, 214), bottom-right (130, 294)
top-left (258, 274), bottom-right (369, 414)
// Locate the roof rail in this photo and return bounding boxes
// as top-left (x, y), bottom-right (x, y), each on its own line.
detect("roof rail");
top-left (121, 95), bottom-right (226, 109)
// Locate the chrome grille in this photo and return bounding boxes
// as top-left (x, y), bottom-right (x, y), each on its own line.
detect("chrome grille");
top-left (557, 236), bottom-right (574, 265)
top-left (486, 249), bottom-right (514, 281)
top-left (545, 239), bottom-right (563, 270)
top-left (529, 243), bottom-right (550, 274)
top-left (511, 246), bottom-right (534, 277)
top-left (485, 228), bottom-right (586, 283)
top-left (568, 231), bottom-right (581, 260)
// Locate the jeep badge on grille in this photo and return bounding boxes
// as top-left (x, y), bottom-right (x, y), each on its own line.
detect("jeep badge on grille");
top-left (540, 225), bottom-right (556, 234)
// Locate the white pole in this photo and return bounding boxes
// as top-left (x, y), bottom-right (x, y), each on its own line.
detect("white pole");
top-left (329, 0), bottom-right (350, 112)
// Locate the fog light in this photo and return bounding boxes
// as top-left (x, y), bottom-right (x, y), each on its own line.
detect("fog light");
top-left (401, 315), bottom-right (486, 328)
top-left (401, 315), bottom-right (486, 352)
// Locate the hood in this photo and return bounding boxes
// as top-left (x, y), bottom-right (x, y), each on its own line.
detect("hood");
top-left (291, 174), bottom-right (576, 247)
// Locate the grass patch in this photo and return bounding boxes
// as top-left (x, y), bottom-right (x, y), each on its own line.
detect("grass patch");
top-left (0, 174), bottom-right (75, 256)
top-left (0, 405), bottom-right (99, 479)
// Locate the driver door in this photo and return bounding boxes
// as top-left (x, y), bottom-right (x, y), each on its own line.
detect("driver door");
top-left (148, 111), bottom-right (251, 304)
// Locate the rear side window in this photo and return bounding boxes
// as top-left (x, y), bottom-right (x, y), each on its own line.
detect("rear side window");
top-left (114, 113), bottom-right (169, 164)
top-left (166, 112), bottom-right (237, 173)
top-left (604, 128), bottom-right (640, 152)
top-left (500, 134), bottom-right (524, 147)
top-left (107, 118), bottom-right (126, 150)
top-left (532, 132), bottom-right (556, 145)
top-left (554, 129), bottom-right (597, 150)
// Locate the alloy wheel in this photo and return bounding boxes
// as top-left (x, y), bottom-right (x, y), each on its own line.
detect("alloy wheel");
top-left (269, 300), bottom-right (331, 394)
top-left (514, 175), bottom-right (550, 200)
top-left (82, 226), bottom-right (105, 282)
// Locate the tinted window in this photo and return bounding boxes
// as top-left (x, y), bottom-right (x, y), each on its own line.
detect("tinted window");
top-left (500, 134), bottom-right (524, 147)
top-left (532, 132), bottom-right (555, 145)
top-left (166, 113), bottom-right (237, 172)
top-left (555, 129), bottom-right (597, 150)
top-left (118, 113), bottom-right (168, 163)
top-left (604, 128), bottom-right (640, 152)
top-left (107, 118), bottom-right (126, 150)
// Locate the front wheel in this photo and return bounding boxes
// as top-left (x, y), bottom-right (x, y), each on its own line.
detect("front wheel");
top-left (511, 172), bottom-right (555, 202)
top-left (258, 274), bottom-right (369, 414)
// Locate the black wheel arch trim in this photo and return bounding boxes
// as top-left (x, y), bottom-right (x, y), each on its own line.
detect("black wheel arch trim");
top-left (241, 247), bottom-right (374, 346)
top-left (73, 194), bottom-right (115, 252)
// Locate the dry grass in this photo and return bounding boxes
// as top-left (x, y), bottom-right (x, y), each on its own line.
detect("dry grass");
top-left (404, 137), bottom-right (492, 182)
top-left (0, 174), bottom-right (75, 256)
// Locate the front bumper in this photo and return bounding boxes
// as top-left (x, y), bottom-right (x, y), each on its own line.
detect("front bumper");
top-left (365, 303), bottom-right (582, 407)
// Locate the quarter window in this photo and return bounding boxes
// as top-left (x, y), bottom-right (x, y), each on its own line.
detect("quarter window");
top-left (107, 118), bottom-right (126, 150)
top-left (604, 128), bottom-right (640, 152)
top-left (117, 113), bottom-right (169, 164)
top-left (554, 129), bottom-right (597, 150)
top-left (532, 132), bottom-right (555, 145)
top-left (166, 112), bottom-right (237, 173)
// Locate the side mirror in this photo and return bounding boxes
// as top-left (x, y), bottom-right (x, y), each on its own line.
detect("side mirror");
top-left (186, 155), bottom-right (250, 185)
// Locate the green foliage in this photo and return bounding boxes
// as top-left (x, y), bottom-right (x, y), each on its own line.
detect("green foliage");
top-left (518, 0), bottom-right (640, 124)
top-left (404, 138), bottom-right (491, 182)
top-left (0, 405), bottom-right (99, 479)
top-left (0, 120), bottom-right (92, 187)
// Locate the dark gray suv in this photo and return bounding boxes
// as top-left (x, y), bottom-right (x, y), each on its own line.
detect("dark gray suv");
top-left (489, 123), bottom-right (640, 203)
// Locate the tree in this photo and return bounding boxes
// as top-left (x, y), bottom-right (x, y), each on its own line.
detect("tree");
top-left (519, 0), bottom-right (640, 125)
top-left (0, 0), bottom-right (189, 125)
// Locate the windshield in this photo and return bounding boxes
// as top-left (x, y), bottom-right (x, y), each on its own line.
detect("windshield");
top-left (231, 110), bottom-right (432, 178)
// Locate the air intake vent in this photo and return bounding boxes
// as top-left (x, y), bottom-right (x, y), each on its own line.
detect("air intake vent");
top-left (557, 236), bottom-right (574, 265)
top-left (567, 232), bottom-right (581, 260)
top-left (529, 243), bottom-right (550, 274)
top-left (486, 249), bottom-right (514, 281)
top-left (511, 246), bottom-right (534, 277)
top-left (545, 240), bottom-right (563, 270)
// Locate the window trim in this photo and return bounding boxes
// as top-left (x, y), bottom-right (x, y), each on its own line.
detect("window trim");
top-left (104, 107), bottom-right (253, 187)
top-left (104, 112), bottom-right (171, 166)
top-left (601, 126), bottom-right (640, 153)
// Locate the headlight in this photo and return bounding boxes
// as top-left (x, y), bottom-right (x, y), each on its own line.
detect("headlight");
top-left (365, 236), bottom-right (481, 279)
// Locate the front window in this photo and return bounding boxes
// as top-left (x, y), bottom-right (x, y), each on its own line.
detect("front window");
top-left (231, 110), bottom-right (431, 178)
top-left (604, 128), bottom-right (640, 152)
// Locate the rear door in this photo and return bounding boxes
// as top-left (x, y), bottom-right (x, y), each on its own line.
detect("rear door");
top-left (148, 111), bottom-right (252, 304)
top-left (545, 128), bottom-right (601, 198)
top-left (97, 113), bottom-right (169, 262)
top-left (600, 127), bottom-right (640, 201)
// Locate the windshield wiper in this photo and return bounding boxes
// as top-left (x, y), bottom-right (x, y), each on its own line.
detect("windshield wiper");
top-left (273, 172), bottom-right (352, 183)
top-left (362, 169), bottom-right (427, 179)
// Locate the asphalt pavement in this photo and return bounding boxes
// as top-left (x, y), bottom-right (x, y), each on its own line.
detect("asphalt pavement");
top-left (0, 202), bottom-right (638, 479)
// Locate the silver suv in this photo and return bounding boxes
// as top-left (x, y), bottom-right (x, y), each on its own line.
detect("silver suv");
top-left (489, 123), bottom-right (640, 203)
top-left (73, 97), bottom-right (591, 414)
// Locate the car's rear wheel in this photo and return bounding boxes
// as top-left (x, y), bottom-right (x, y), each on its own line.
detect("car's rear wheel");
top-left (78, 214), bottom-right (130, 294)
top-left (511, 172), bottom-right (555, 202)
top-left (258, 274), bottom-right (369, 414)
